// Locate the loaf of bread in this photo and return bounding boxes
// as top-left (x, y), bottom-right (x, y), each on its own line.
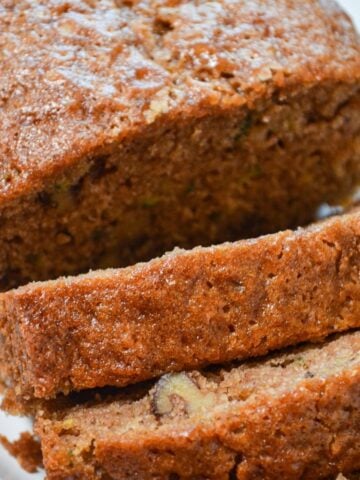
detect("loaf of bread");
top-left (0, 0), bottom-right (359, 289)
top-left (1, 209), bottom-right (359, 402)
top-left (35, 331), bottom-right (360, 480)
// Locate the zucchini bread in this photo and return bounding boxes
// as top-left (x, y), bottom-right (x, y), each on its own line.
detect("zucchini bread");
top-left (35, 330), bottom-right (360, 480)
top-left (1, 0), bottom-right (360, 289)
top-left (1, 209), bottom-right (359, 402)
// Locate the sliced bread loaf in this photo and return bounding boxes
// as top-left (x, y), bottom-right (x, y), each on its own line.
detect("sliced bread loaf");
top-left (1, 210), bottom-right (359, 402)
top-left (0, 0), bottom-right (360, 289)
top-left (35, 331), bottom-right (360, 480)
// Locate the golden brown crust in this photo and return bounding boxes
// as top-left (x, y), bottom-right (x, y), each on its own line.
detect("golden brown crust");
top-left (1, 210), bottom-right (359, 401)
top-left (35, 332), bottom-right (360, 480)
top-left (0, 1), bottom-right (359, 289)
top-left (0, 0), bottom-right (359, 203)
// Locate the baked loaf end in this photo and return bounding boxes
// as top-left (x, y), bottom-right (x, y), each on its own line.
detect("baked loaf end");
top-left (36, 331), bottom-right (360, 480)
top-left (0, 209), bottom-right (359, 402)
top-left (0, 0), bottom-right (360, 289)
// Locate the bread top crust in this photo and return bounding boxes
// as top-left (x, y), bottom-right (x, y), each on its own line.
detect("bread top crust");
top-left (0, 207), bottom-right (358, 402)
top-left (3, 206), bottom-right (358, 296)
top-left (0, 0), bottom-right (359, 204)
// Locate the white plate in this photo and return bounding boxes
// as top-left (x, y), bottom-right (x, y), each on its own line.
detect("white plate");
top-left (0, 1), bottom-right (359, 478)
top-left (0, 409), bottom-right (43, 480)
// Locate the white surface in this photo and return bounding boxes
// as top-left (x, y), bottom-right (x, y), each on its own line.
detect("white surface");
top-left (0, 409), bottom-right (43, 480)
top-left (0, 1), bottom-right (359, 479)
top-left (339, 0), bottom-right (360, 29)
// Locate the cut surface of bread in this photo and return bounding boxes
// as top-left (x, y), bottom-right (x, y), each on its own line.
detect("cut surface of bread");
top-left (35, 331), bottom-right (360, 480)
top-left (0, 0), bottom-right (360, 289)
top-left (0, 210), bottom-right (359, 401)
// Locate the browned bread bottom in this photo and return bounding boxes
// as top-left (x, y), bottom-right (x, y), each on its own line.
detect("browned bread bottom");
top-left (1, 210), bottom-right (359, 402)
top-left (35, 331), bottom-right (360, 480)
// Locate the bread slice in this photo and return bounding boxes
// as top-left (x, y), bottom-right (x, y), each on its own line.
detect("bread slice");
top-left (35, 331), bottom-right (360, 480)
top-left (1, 209), bottom-right (359, 402)
top-left (1, 0), bottom-right (360, 289)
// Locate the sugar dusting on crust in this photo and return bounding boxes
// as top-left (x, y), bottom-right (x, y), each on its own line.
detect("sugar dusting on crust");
top-left (0, 0), bottom-right (359, 202)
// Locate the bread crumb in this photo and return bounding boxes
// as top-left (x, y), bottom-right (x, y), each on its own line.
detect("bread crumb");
top-left (0, 432), bottom-right (42, 473)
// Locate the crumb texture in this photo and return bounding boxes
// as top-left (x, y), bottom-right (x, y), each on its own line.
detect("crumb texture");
top-left (36, 331), bottom-right (360, 480)
top-left (0, 0), bottom-right (359, 288)
top-left (1, 0), bottom-right (358, 197)
top-left (0, 210), bottom-right (359, 401)
top-left (0, 432), bottom-right (42, 473)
